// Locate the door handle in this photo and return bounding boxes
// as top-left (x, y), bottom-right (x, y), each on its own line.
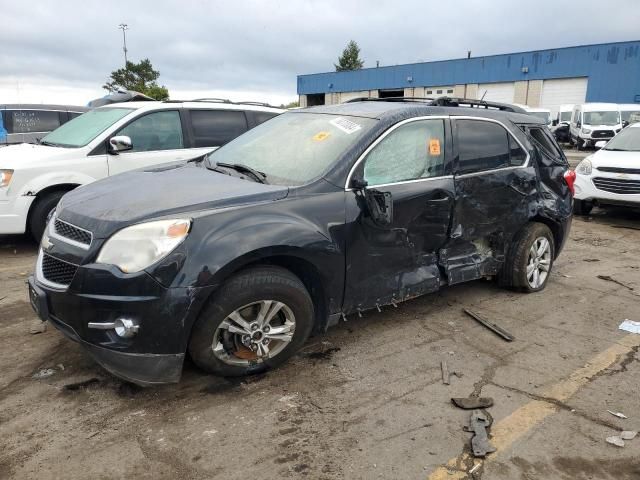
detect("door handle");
top-left (427, 192), bottom-right (450, 202)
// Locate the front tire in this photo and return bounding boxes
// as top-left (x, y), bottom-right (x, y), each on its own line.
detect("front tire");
top-left (573, 199), bottom-right (593, 216)
top-left (500, 223), bottom-right (555, 293)
top-left (29, 191), bottom-right (66, 242)
top-left (188, 266), bottom-right (314, 377)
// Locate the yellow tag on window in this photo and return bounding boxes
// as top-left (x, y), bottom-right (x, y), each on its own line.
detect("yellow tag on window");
top-left (429, 138), bottom-right (441, 155)
top-left (313, 132), bottom-right (331, 141)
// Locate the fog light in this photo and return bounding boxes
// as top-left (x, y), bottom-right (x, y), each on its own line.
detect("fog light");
top-left (114, 318), bottom-right (139, 338)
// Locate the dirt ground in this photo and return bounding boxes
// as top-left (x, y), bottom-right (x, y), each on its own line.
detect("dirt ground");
top-left (1, 203), bottom-right (640, 479)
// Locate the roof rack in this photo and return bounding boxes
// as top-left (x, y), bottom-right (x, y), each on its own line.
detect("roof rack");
top-left (345, 96), bottom-right (434, 103)
top-left (429, 96), bottom-right (527, 113)
top-left (162, 98), bottom-right (279, 108)
top-left (344, 95), bottom-right (527, 113)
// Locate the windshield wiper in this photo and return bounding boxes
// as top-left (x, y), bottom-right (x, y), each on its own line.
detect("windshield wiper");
top-left (214, 162), bottom-right (268, 184)
top-left (603, 148), bottom-right (628, 152)
top-left (39, 140), bottom-right (58, 147)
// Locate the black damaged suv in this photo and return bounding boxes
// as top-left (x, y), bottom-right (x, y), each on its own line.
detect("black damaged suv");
top-left (28, 98), bottom-right (574, 385)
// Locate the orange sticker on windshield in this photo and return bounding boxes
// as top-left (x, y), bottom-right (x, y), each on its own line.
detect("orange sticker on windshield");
top-left (429, 138), bottom-right (441, 155)
top-left (313, 131), bottom-right (331, 141)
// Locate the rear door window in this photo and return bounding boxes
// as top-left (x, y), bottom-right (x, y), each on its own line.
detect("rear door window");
top-left (189, 110), bottom-right (248, 147)
top-left (9, 110), bottom-right (61, 134)
top-left (456, 120), bottom-right (511, 174)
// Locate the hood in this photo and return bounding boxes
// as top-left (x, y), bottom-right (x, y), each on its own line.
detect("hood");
top-left (57, 162), bottom-right (289, 238)
top-left (0, 142), bottom-right (80, 168)
top-left (590, 149), bottom-right (640, 170)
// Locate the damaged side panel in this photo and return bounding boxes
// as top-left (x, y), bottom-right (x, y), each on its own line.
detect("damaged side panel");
top-left (442, 167), bottom-right (539, 285)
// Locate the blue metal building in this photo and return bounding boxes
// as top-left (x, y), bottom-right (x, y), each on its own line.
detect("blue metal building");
top-left (297, 40), bottom-right (640, 115)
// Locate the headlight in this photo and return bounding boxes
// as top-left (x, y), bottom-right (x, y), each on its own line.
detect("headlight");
top-left (0, 169), bottom-right (13, 188)
top-left (581, 128), bottom-right (591, 134)
top-left (96, 219), bottom-right (191, 273)
top-left (575, 158), bottom-right (592, 176)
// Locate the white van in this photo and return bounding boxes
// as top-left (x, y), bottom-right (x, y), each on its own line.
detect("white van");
top-left (569, 103), bottom-right (623, 150)
top-left (619, 104), bottom-right (640, 127)
top-left (553, 104), bottom-right (574, 126)
top-left (0, 100), bottom-right (282, 240)
top-left (524, 107), bottom-right (552, 127)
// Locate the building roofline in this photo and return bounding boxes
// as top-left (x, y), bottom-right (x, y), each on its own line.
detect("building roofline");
top-left (297, 39), bottom-right (640, 78)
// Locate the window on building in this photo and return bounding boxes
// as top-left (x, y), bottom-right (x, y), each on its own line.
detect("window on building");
top-left (117, 110), bottom-right (184, 152)
top-left (189, 110), bottom-right (248, 147)
top-left (447, 89), bottom-right (454, 94)
top-left (437, 89), bottom-right (443, 94)
top-left (364, 119), bottom-right (445, 185)
top-left (457, 120), bottom-right (511, 174)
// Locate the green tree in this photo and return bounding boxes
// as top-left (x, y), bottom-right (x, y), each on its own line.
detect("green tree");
top-left (103, 58), bottom-right (170, 100)
top-left (279, 100), bottom-right (300, 109)
top-left (334, 40), bottom-right (364, 72)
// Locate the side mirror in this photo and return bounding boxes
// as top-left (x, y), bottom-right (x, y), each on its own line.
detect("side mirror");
top-left (595, 140), bottom-right (607, 149)
top-left (351, 177), bottom-right (368, 190)
top-left (576, 122), bottom-right (581, 128)
top-left (622, 120), bottom-right (629, 128)
top-left (109, 135), bottom-right (132, 154)
top-left (552, 119), bottom-right (558, 126)
top-left (364, 189), bottom-right (393, 227)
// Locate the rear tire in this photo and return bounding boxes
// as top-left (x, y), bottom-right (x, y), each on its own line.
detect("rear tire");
top-left (573, 199), bottom-right (593, 216)
top-left (188, 266), bottom-right (314, 377)
top-left (500, 223), bottom-right (555, 293)
top-left (29, 191), bottom-right (66, 242)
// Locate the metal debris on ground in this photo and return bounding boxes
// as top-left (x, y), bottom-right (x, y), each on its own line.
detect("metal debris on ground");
top-left (597, 275), bottom-right (634, 291)
top-left (607, 410), bottom-right (628, 419)
top-left (463, 309), bottom-right (515, 342)
top-left (32, 368), bottom-right (56, 379)
top-left (620, 431), bottom-right (638, 440)
top-left (469, 410), bottom-right (496, 457)
top-left (441, 360), bottom-right (450, 385)
top-left (618, 320), bottom-right (640, 335)
top-left (606, 436), bottom-right (625, 447)
top-left (451, 397), bottom-right (494, 410)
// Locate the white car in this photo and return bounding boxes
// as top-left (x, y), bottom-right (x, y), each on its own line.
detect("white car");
top-left (573, 122), bottom-right (640, 214)
top-left (0, 100), bottom-right (282, 240)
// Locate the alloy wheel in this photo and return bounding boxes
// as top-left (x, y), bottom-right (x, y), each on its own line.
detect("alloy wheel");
top-left (526, 236), bottom-right (551, 289)
top-left (212, 300), bottom-right (296, 366)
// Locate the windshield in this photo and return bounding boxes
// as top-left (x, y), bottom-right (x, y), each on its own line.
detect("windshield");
top-left (603, 127), bottom-right (640, 152)
top-left (528, 111), bottom-right (550, 123)
top-left (41, 108), bottom-right (133, 147)
top-left (621, 110), bottom-right (640, 123)
top-left (206, 112), bottom-right (377, 185)
top-left (560, 111), bottom-right (572, 122)
top-left (583, 111), bottom-right (620, 126)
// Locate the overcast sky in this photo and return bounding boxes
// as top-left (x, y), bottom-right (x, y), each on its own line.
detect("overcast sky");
top-left (1, 0), bottom-right (639, 106)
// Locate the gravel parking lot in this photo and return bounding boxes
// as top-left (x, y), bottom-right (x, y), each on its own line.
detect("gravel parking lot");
top-left (1, 155), bottom-right (639, 479)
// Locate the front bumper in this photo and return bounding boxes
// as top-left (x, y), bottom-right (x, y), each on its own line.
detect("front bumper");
top-left (574, 171), bottom-right (640, 206)
top-left (28, 261), bottom-right (213, 385)
top-left (0, 195), bottom-right (34, 234)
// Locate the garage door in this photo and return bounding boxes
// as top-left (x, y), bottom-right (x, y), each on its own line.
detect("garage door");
top-left (477, 82), bottom-right (515, 103)
top-left (540, 78), bottom-right (588, 117)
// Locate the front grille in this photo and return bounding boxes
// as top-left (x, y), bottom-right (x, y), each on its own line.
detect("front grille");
top-left (592, 130), bottom-right (614, 139)
top-left (592, 177), bottom-right (640, 195)
top-left (41, 253), bottom-right (78, 286)
top-left (597, 166), bottom-right (640, 175)
top-left (54, 219), bottom-right (92, 246)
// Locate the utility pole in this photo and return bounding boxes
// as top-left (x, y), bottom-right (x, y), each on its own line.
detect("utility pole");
top-left (118, 23), bottom-right (129, 67)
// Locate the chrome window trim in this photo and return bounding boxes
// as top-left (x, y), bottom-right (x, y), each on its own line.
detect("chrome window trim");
top-left (344, 115), bottom-right (449, 190)
top-left (364, 175), bottom-right (454, 189)
top-left (35, 249), bottom-right (72, 291)
top-left (51, 218), bottom-right (93, 250)
top-left (344, 114), bottom-right (531, 190)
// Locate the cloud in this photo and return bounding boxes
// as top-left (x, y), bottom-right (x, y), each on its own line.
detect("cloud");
top-left (1, 0), bottom-right (638, 106)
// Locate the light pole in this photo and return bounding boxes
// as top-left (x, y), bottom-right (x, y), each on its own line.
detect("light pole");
top-left (118, 23), bottom-right (129, 67)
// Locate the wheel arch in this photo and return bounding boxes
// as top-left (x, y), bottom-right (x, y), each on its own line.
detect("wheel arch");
top-left (529, 215), bottom-right (563, 258)
top-left (25, 183), bottom-right (80, 233)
